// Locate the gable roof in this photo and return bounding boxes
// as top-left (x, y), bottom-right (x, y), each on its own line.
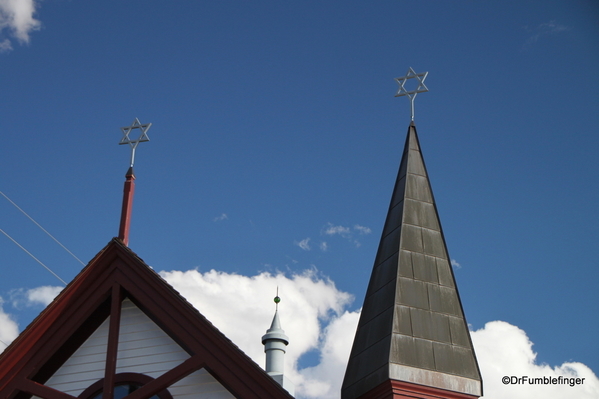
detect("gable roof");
top-left (342, 123), bottom-right (482, 399)
top-left (0, 238), bottom-right (293, 399)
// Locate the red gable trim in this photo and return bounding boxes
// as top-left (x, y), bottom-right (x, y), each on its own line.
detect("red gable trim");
top-left (0, 238), bottom-right (293, 399)
top-left (19, 380), bottom-right (77, 399)
top-left (0, 244), bottom-right (115, 393)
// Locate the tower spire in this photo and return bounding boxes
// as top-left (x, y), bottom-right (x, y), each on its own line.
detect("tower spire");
top-left (342, 75), bottom-right (482, 399)
top-left (117, 118), bottom-right (151, 246)
top-left (262, 292), bottom-right (294, 396)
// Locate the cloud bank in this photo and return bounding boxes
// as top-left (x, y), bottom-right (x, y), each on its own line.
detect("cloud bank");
top-left (471, 321), bottom-right (599, 399)
top-left (0, 0), bottom-right (41, 52)
top-left (160, 268), bottom-right (357, 398)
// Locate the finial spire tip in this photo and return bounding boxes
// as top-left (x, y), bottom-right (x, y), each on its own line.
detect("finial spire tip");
top-left (119, 118), bottom-right (151, 168)
top-left (395, 67), bottom-right (429, 121)
top-left (274, 286), bottom-right (281, 310)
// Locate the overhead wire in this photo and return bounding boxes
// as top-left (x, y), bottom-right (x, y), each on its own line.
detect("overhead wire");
top-left (0, 190), bottom-right (75, 349)
top-left (0, 228), bottom-right (67, 286)
top-left (0, 191), bottom-right (85, 266)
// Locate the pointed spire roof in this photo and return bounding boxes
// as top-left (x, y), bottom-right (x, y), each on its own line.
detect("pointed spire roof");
top-left (342, 123), bottom-right (482, 398)
top-left (262, 311), bottom-right (289, 345)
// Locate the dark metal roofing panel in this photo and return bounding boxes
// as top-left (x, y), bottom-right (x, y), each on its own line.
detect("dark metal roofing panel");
top-left (448, 316), bottom-right (471, 347)
top-left (406, 174), bottom-right (433, 202)
top-left (398, 250), bottom-right (414, 278)
top-left (344, 334), bottom-right (392, 383)
top-left (422, 228), bottom-right (447, 258)
top-left (390, 176), bottom-right (407, 208)
top-left (377, 226), bottom-right (402, 263)
top-left (356, 306), bottom-right (394, 349)
top-left (411, 253), bottom-right (439, 284)
top-left (342, 123), bottom-right (482, 399)
top-left (429, 285), bottom-right (461, 316)
top-left (407, 151), bottom-right (427, 176)
top-left (436, 257), bottom-right (456, 288)
top-left (432, 343), bottom-right (479, 379)
top-left (368, 252), bottom-right (400, 292)
top-left (409, 307), bottom-right (451, 343)
top-left (396, 277), bottom-right (430, 310)
top-left (400, 224), bottom-right (424, 253)
top-left (360, 280), bottom-right (396, 326)
top-left (381, 201), bottom-right (404, 237)
top-left (390, 334), bottom-right (435, 369)
top-left (404, 199), bottom-right (440, 231)
top-left (392, 305), bottom-right (412, 335)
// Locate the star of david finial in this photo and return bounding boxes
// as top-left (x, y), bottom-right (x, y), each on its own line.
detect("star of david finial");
top-left (394, 67), bottom-right (429, 121)
top-left (119, 118), bottom-right (151, 168)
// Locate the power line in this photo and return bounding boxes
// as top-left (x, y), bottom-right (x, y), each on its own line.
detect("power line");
top-left (0, 228), bottom-right (67, 286)
top-left (0, 190), bottom-right (85, 266)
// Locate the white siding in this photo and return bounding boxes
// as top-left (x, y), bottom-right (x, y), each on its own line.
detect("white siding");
top-left (38, 299), bottom-right (235, 399)
top-left (169, 369), bottom-right (235, 399)
top-left (41, 316), bottom-right (109, 395)
top-left (115, 299), bottom-right (190, 377)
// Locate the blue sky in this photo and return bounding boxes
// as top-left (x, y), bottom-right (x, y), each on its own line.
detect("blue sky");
top-left (1, 1), bottom-right (598, 398)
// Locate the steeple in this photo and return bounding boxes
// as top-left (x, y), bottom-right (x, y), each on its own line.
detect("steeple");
top-left (262, 293), bottom-right (294, 396)
top-left (341, 122), bottom-right (482, 399)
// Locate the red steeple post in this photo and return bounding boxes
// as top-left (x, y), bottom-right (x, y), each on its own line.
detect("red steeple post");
top-left (117, 118), bottom-right (151, 247)
top-left (118, 167), bottom-right (136, 246)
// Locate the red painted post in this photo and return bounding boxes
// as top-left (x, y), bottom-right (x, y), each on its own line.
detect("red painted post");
top-left (118, 167), bottom-right (136, 246)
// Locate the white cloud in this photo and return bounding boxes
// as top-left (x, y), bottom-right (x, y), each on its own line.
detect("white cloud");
top-left (472, 321), bottom-right (599, 399)
top-left (353, 225), bottom-right (371, 235)
top-left (160, 268), bottom-right (354, 399)
top-left (213, 213), bottom-right (228, 221)
top-left (451, 259), bottom-right (461, 269)
top-left (26, 285), bottom-right (63, 306)
top-left (0, 0), bottom-right (41, 51)
top-left (0, 37), bottom-right (11, 52)
top-left (523, 20), bottom-right (569, 48)
top-left (296, 237), bottom-right (311, 251)
top-left (0, 297), bottom-right (19, 352)
top-left (537, 21), bottom-right (569, 36)
top-left (320, 223), bottom-right (372, 248)
top-left (297, 309), bottom-right (360, 398)
top-left (319, 241), bottom-right (328, 252)
top-left (9, 285), bottom-right (63, 308)
top-left (323, 224), bottom-right (351, 237)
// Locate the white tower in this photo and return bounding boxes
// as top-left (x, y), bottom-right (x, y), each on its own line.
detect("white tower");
top-left (262, 294), bottom-right (294, 396)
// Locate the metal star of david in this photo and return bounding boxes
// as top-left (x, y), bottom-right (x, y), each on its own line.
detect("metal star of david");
top-left (119, 118), bottom-right (151, 167)
top-left (394, 67), bottom-right (429, 121)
